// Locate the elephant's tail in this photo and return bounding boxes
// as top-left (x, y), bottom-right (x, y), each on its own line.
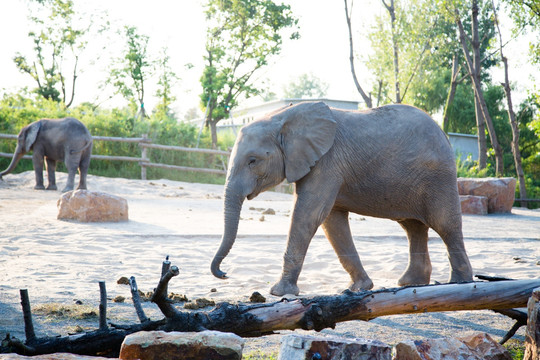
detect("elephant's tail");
top-left (69, 139), bottom-right (93, 155)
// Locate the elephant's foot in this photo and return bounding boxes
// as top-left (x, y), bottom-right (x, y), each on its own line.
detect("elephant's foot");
top-left (398, 268), bottom-right (431, 287)
top-left (448, 264), bottom-right (473, 284)
top-left (270, 280), bottom-right (300, 296)
top-left (34, 184), bottom-right (45, 190)
top-left (348, 278), bottom-right (374, 292)
top-left (62, 186), bottom-right (74, 193)
top-left (46, 184), bottom-right (57, 191)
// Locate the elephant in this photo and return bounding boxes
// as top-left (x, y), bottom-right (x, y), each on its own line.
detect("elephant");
top-left (0, 117), bottom-right (93, 192)
top-left (211, 101), bottom-right (473, 296)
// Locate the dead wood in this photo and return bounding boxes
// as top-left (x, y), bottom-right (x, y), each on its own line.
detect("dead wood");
top-left (2, 260), bottom-right (540, 357)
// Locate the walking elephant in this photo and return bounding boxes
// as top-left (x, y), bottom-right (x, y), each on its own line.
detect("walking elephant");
top-left (211, 101), bottom-right (473, 296)
top-left (0, 117), bottom-right (92, 192)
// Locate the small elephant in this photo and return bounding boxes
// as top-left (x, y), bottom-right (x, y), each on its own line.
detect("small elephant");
top-left (211, 101), bottom-right (473, 296)
top-left (0, 117), bottom-right (93, 192)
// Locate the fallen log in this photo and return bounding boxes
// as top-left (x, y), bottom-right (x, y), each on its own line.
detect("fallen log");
top-left (2, 260), bottom-right (540, 357)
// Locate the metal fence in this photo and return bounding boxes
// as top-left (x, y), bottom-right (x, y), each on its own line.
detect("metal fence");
top-left (0, 133), bottom-right (230, 180)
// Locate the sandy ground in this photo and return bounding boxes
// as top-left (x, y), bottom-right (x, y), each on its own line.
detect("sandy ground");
top-left (1, 171), bottom-right (539, 354)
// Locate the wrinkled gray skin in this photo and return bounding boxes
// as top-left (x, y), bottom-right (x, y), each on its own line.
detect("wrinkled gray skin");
top-left (0, 117), bottom-right (92, 192)
top-left (211, 101), bottom-right (473, 296)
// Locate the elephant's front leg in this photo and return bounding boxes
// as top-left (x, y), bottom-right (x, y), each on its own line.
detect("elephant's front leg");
top-left (32, 154), bottom-right (45, 190)
top-left (322, 209), bottom-right (373, 291)
top-left (45, 157), bottom-right (57, 190)
top-left (270, 185), bottom-right (338, 296)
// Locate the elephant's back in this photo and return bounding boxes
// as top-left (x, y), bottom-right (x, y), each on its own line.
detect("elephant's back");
top-left (334, 104), bottom-right (453, 163)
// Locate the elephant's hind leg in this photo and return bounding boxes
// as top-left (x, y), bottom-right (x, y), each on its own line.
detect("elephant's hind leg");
top-left (431, 213), bottom-right (473, 284)
top-left (397, 219), bottom-right (432, 286)
top-left (322, 209), bottom-right (373, 291)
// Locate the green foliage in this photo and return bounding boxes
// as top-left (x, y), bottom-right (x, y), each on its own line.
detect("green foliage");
top-left (14, 0), bottom-right (102, 107)
top-left (200, 0), bottom-right (299, 146)
top-left (283, 73), bottom-right (329, 99)
top-left (108, 26), bottom-right (152, 118)
top-left (0, 92), bottom-right (233, 185)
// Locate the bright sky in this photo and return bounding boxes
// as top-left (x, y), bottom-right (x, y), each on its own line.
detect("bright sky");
top-left (0, 0), bottom-right (537, 119)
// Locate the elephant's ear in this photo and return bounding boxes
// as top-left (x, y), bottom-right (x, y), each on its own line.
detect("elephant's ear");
top-left (279, 102), bottom-right (337, 183)
top-left (23, 121), bottom-right (41, 153)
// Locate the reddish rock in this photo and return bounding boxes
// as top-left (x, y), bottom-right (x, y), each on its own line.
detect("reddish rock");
top-left (457, 177), bottom-right (516, 213)
top-left (119, 330), bottom-right (244, 360)
top-left (57, 190), bottom-right (128, 222)
top-left (460, 195), bottom-right (488, 215)
top-left (0, 353), bottom-right (112, 359)
top-left (394, 333), bottom-right (511, 360)
top-left (279, 333), bottom-right (391, 360)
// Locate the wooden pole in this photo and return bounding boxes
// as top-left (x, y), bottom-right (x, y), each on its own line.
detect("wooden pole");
top-left (19, 289), bottom-right (36, 344)
top-left (98, 281), bottom-right (108, 331)
top-left (129, 276), bottom-right (149, 323)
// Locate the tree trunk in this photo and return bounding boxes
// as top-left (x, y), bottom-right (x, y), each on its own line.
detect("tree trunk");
top-left (443, 55), bottom-right (461, 133)
top-left (344, 0), bottom-right (372, 108)
top-left (455, 2), bottom-right (503, 175)
top-left (492, 0), bottom-right (528, 206)
top-left (382, 0), bottom-right (400, 103)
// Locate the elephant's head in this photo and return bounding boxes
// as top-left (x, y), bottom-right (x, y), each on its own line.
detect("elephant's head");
top-left (211, 101), bottom-right (337, 279)
top-left (0, 121), bottom-right (41, 179)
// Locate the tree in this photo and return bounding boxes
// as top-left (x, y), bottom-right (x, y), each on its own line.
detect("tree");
top-left (109, 26), bottom-right (152, 122)
top-left (491, 0), bottom-right (528, 204)
top-left (454, 0), bottom-right (504, 175)
top-left (13, 0), bottom-right (95, 107)
top-left (364, 0), bottom-right (442, 106)
top-left (283, 73), bottom-right (329, 99)
top-left (344, 0), bottom-right (373, 108)
top-left (200, 0), bottom-right (299, 149)
top-left (153, 48), bottom-right (179, 121)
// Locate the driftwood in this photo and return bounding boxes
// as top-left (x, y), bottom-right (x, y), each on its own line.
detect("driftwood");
top-left (2, 260), bottom-right (540, 357)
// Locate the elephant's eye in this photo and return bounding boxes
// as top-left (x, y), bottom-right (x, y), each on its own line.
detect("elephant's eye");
top-left (248, 157), bottom-right (257, 167)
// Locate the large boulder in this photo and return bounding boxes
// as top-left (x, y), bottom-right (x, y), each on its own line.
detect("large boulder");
top-left (57, 190), bottom-right (128, 222)
top-left (394, 333), bottom-right (511, 360)
top-left (457, 177), bottom-right (516, 213)
top-left (119, 330), bottom-right (244, 360)
top-left (279, 334), bottom-right (392, 360)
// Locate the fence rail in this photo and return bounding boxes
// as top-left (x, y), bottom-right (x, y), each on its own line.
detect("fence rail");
top-left (0, 133), bottom-right (230, 179)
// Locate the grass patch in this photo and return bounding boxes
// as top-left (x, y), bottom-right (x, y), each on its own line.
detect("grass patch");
top-left (504, 339), bottom-right (526, 360)
top-left (243, 350), bottom-right (279, 360)
top-left (33, 303), bottom-right (98, 321)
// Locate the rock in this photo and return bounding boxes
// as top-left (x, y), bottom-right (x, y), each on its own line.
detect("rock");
top-left (460, 195), bottom-right (488, 215)
top-left (279, 334), bottom-right (392, 360)
top-left (117, 277), bottom-right (130, 285)
top-left (457, 177), bottom-right (516, 213)
top-left (119, 330), bottom-right (244, 360)
top-left (184, 297), bottom-right (215, 309)
top-left (262, 208), bottom-right (275, 215)
top-left (57, 190), bottom-right (128, 222)
top-left (394, 333), bottom-right (511, 360)
top-left (0, 353), bottom-right (111, 359)
top-left (249, 291), bottom-right (266, 303)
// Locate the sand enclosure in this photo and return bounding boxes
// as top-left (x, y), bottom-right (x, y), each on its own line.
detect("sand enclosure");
top-left (1, 171), bottom-right (539, 352)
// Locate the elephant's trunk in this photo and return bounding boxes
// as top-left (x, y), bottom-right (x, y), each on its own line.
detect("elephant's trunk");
top-left (211, 183), bottom-right (246, 279)
top-left (0, 148), bottom-right (24, 179)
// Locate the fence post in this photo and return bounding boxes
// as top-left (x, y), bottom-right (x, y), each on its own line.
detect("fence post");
top-left (140, 133), bottom-right (149, 180)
